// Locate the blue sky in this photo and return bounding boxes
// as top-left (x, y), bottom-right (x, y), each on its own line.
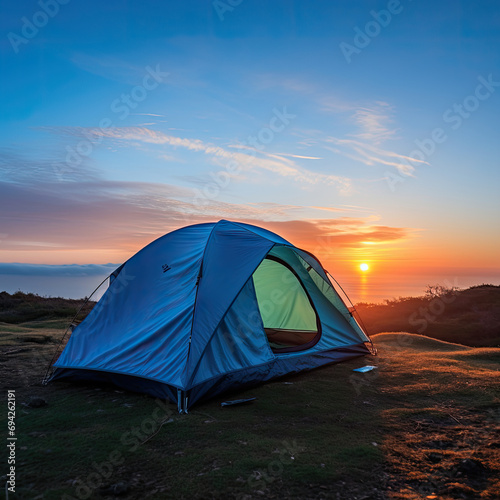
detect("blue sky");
top-left (1, 0), bottom-right (499, 299)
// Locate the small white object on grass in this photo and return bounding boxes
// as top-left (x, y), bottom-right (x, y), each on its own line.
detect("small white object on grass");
top-left (352, 365), bottom-right (377, 373)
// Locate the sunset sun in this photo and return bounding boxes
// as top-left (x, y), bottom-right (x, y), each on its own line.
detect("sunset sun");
top-left (360, 263), bottom-right (369, 272)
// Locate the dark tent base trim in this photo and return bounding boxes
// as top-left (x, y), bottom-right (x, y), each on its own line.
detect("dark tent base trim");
top-left (49, 367), bottom-right (179, 403)
top-left (189, 343), bottom-right (369, 409)
top-left (50, 342), bottom-right (369, 412)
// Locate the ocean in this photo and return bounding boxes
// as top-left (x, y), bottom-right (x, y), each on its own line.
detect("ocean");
top-left (333, 271), bottom-right (500, 304)
top-left (1, 271), bottom-right (499, 305)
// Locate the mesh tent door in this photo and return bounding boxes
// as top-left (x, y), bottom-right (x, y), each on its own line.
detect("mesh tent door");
top-left (252, 256), bottom-right (321, 352)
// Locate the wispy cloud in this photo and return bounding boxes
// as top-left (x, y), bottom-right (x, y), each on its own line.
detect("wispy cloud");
top-left (324, 137), bottom-right (428, 176)
top-left (316, 95), bottom-right (427, 177)
top-left (274, 153), bottom-right (323, 160)
top-left (350, 102), bottom-right (396, 144)
top-left (43, 126), bottom-right (353, 193)
top-left (0, 147), bottom-right (101, 184)
top-left (131, 113), bottom-right (166, 117)
top-left (242, 218), bottom-right (413, 253)
top-left (0, 149), bottom-right (412, 262)
top-left (0, 179), bottom-right (328, 253)
top-left (318, 95), bottom-right (356, 114)
top-left (70, 53), bottom-right (162, 85)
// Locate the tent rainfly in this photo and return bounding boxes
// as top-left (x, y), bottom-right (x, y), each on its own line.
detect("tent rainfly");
top-left (49, 220), bottom-right (374, 412)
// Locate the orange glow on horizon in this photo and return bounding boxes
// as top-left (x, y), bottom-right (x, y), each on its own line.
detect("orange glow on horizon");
top-left (1, 218), bottom-right (499, 280)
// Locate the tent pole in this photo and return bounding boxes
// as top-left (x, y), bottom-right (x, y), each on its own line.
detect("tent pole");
top-left (177, 390), bottom-right (188, 414)
top-left (326, 270), bottom-right (377, 355)
top-left (42, 274), bottom-right (111, 385)
top-left (177, 389), bottom-right (183, 414)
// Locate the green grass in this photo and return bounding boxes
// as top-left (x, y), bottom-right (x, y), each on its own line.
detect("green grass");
top-left (1, 320), bottom-right (499, 498)
top-left (11, 374), bottom-right (383, 499)
top-left (0, 322), bottom-right (29, 333)
top-left (3, 330), bottom-right (384, 499)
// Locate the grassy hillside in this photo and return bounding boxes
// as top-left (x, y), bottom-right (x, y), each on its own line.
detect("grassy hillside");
top-left (0, 291), bottom-right (94, 324)
top-left (0, 325), bottom-right (498, 499)
top-left (355, 285), bottom-right (500, 347)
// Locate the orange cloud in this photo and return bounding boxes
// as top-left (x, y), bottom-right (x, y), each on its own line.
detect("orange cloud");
top-left (0, 178), bottom-right (413, 270)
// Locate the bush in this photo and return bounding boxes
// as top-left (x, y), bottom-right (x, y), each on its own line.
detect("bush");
top-left (355, 285), bottom-right (500, 347)
top-left (0, 291), bottom-right (95, 324)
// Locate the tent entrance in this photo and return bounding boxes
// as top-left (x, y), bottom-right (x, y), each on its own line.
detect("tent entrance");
top-left (252, 255), bottom-right (321, 353)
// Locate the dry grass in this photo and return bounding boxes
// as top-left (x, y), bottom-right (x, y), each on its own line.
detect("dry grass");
top-left (1, 322), bottom-right (499, 499)
top-left (372, 333), bottom-right (500, 499)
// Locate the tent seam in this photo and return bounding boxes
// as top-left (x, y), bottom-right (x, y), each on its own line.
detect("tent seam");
top-left (229, 220), bottom-right (293, 246)
top-left (186, 240), bottom-right (279, 388)
top-left (184, 222), bottom-right (219, 378)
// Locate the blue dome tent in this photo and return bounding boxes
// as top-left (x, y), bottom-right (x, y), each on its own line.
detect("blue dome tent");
top-left (49, 220), bottom-right (374, 412)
